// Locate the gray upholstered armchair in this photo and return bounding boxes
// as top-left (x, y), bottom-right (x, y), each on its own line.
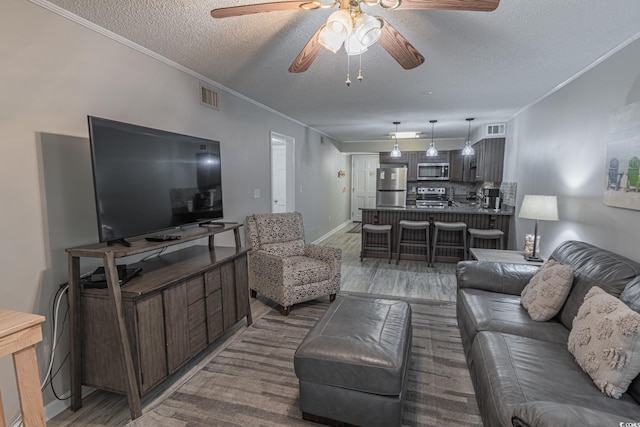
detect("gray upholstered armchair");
top-left (245, 212), bottom-right (341, 315)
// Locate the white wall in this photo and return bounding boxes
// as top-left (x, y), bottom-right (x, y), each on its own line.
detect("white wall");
top-left (504, 37), bottom-right (640, 258)
top-left (0, 0), bottom-right (349, 422)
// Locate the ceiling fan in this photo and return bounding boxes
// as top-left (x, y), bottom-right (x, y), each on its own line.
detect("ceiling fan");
top-left (211, 0), bottom-right (499, 78)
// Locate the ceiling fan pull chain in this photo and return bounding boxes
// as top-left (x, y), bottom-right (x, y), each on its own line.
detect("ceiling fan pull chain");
top-left (345, 42), bottom-right (352, 86)
top-left (357, 52), bottom-right (363, 82)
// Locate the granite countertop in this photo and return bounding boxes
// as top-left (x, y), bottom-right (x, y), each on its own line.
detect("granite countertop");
top-left (361, 203), bottom-right (515, 216)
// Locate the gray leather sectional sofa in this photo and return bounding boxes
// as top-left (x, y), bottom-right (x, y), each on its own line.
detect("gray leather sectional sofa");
top-left (456, 240), bottom-right (640, 426)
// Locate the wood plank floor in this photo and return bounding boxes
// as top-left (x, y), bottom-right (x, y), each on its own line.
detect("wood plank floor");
top-left (322, 222), bottom-right (458, 302)
top-left (47, 222), bottom-right (458, 426)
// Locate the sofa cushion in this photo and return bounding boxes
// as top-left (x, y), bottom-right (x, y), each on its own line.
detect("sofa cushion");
top-left (511, 401), bottom-right (636, 427)
top-left (620, 275), bottom-right (640, 312)
top-left (620, 275), bottom-right (640, 402)
top-left (521, 260), bottom-right (574, 321)
top-left (261, 238), bottom-right (306, 257)
top-left (253, 212), bottom-right (305, 246)
top-left (468, 331), bottom-right (640, 427)
top-left (456, 288), bottom-right (569, 361)
top-left (568, 286), bottom-right (640, 398)
top-left (550, 240), bottom-right (640, 330)
top-left (286, 256), bottom-right (331, 286)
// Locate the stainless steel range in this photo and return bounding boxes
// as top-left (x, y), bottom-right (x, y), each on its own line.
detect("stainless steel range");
top-left (416, 187), bottom-right (447, 209)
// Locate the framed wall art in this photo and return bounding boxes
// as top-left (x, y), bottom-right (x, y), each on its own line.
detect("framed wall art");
top-left (604, 100), bottom-right (640, 210)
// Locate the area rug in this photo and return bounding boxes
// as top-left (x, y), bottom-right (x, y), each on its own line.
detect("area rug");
top-left (129, 297), bottom-right (482, 427)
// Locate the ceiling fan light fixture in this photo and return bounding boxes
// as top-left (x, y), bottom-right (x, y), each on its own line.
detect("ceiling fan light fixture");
top-left (319, 28), bottom-right (344, 53)
top-left (326, 10), bottom-right (352, 37)
top-left (345, 33), bottom-right (368, 55)
top-left (319, 10), bottom-right (352, 53)
top-left (354, 14), bottom-right (382, 47)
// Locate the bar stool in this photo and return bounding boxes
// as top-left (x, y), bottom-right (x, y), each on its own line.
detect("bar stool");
top-left (468, 228), bottom-right (504, 250)
top-left (431, 221), bottom-right (468, 265)
top-left (361, 224), bottom-right (392, 263)
top-left (396, 220), bottom-right (431, 266)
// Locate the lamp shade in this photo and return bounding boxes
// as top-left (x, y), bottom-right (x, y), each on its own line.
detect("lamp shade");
top-left (518, 195), bottom-right (559, 221)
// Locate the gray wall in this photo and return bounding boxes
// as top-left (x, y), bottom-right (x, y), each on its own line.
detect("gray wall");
top-left (504, 37), bottom-right (640, 258)
top-left (0, 0), bottom-right (349, 422)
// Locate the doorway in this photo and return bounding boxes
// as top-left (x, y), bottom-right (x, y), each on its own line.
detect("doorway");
top-left (270, 132), bottom-right (295, 213)
top-left (351, 154), bottom-right (379, 221)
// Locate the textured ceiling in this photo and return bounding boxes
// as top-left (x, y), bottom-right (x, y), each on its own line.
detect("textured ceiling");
top-left (46, 0), bottom-right (640, 142)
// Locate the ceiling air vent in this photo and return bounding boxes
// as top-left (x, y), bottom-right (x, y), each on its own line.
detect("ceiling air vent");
top-left (200, 85), bottom-right (219, 110)
top-left (484, 123), bottom-right (506, 137)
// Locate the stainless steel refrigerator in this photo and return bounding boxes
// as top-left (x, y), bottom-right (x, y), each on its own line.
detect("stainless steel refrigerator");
top-left (376, 167), bottom-right (407, 208)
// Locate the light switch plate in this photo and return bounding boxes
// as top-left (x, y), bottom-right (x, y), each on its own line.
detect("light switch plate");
top-left (254, 189), bottom-right (260, 198)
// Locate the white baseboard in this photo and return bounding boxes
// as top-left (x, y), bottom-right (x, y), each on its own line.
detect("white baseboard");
top-left (312, 220), bottom-right (352, 244)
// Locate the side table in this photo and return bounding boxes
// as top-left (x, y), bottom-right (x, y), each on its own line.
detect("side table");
top-left (470, 248), bottom-right (545, 265)
top-left (0, 309), bottom-right (46, 427)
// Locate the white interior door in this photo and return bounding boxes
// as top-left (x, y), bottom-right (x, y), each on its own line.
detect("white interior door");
top-left (271, 132), bottom-right (295, 213)
top-left (351, 154), bottom-right (379, 221)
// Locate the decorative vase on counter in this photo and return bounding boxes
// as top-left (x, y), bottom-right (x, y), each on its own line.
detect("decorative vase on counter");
top-left (524, 234), bottom-right (540, 257)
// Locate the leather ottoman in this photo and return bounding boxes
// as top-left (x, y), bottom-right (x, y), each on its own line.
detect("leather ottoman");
top-left (294, 296), bottom-right (412, 427)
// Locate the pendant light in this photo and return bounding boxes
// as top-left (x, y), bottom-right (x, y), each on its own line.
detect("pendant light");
top-left (390, 121), bottom-right (402, 158)
top-left (426, 120), bottom-right (438, 157)
top-left (462, 118), bottom-right (475, 156)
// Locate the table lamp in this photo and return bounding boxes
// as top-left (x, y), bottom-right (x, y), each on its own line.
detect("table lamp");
top-left (518, 195), bottom-right (558, 262)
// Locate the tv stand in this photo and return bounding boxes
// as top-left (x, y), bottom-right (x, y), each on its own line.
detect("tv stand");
top-left (66, 224), bottom-right (250, 420)
top-left (107, 238), bottom-right (132, 247)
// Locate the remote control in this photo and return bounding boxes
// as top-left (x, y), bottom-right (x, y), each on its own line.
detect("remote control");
top-left (145, 235), bottom-right (182, 242)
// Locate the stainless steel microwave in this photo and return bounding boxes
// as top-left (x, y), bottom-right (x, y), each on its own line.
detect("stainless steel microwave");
top-left (417, 163), bottom-right (449, 180)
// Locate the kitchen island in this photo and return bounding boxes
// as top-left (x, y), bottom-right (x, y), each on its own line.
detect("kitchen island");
top-left (360, 204), bottom-right (514, 263)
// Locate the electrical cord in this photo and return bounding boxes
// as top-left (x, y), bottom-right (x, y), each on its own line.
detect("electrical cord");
top-left (140, 246), bottom-right (167, 262)
top-left (41, 283), bottom-right (68, 390)
top-left (10, 282), bottom-right (70, 427)
top-left (49, 352), bottom-right (70, 400)
top-left (45, 284), bottom-right (71, 400)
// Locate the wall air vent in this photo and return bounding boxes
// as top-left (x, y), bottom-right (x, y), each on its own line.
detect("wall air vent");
top-left (200, 84), bottom-right (219, 110)
top-left (485, 123), bottom-right (506, 137)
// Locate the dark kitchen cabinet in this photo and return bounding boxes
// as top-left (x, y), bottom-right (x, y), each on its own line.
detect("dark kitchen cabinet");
top-left (417, 151), bottom-right (450, 164)
top-left (406, 152), bottom-right (418, 181)
top-left (379, 152), bottom-right (414, 180)
top-left (471, 138), bottom-right (505, 183)
top-left (450, 151), bottom-right (464, 182)
top-left (381, 151), bottom-right (450, 182)
top-left (379, 152), bottom-right (408, 164)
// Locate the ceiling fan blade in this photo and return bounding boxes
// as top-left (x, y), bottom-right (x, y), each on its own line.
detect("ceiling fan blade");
top-left (380, 0), bottom-right (499, 11)
top-left (289, 24), bottom-right (325, 73)
top-left (377, 18), bottom-right (425, 70)
top-left (211, 1), bottom-right (312, 19)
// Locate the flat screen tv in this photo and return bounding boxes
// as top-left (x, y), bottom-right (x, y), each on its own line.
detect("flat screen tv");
top-left (88, 116), bottom-right (223, 245)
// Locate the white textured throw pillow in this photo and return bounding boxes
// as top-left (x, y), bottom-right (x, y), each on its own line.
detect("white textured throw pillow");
top-left (521, 260), bottom-right (574, 321)
top-left (568, 286), bottom-right (640, 398)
